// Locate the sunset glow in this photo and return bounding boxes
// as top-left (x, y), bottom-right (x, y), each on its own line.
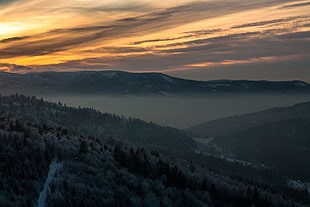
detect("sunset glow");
top-left (0, 0), bottom-right (309, 80)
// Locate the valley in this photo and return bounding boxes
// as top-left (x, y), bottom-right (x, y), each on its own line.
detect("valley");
top-left (42, 93), bottom-right (310, 129)
top-left (1, 94), bottom-right (310, 206)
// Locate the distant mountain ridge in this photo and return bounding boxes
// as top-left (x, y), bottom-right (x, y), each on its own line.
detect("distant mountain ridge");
top-left (188, 101), bottom-right (310, 180)
top-left (0, 70), bottom-right (309, 95)
top-left (188, 101), bottom-right (310, 137)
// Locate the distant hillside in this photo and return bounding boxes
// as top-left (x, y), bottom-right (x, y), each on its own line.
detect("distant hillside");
top-left (0, 94), bottom-right (195, 151)
top-left (188, 102), bottom-right (310, 180)
top-left (0, 71), bottom-right (310, 95)
top-left (188, 101), bottom-right (310, 137)
top-left (217, 118), bottom-right (310, 171)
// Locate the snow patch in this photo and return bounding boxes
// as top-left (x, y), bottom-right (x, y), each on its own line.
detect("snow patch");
top-left (193, 137), bottom-right (266, 169)
top-left (160, 74), bottom-right (176, 84)
top-left (193, 137), bottom-right (215, 145)
top-left (158, 91), bottom-right (170, 96)
top-left (287, 180), bottom-right (310, 195)
top-left (37, 160), bottom-right (63, 207)
top-left (208, 83), bottom-right (232, 88)
top-left (100, 72), bottom-right (117, 79)
top-left (294, 82), bottom-right (308, 87)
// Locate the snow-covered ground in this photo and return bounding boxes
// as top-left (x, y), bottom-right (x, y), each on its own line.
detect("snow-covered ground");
top-left (37, 160), bottom-right (63, 207)
top-left (160, 74), bottom-right (176, 84)
top-left (193, 137), bottom-right (215, 145)
top-left (287, 180), bottom-right (310, 195)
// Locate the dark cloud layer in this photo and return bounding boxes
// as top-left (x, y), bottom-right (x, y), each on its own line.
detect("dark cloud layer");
top-left (232, 16), bottom-right (308, 29)
top-left (38, 27), bottom-right (310, 71)
top-left (0, 0), bottom-right (15, 5)
top-left (281, 1), bottom-right (310, 8)
top-left (0, 0), bottom-right (300, 58)
top-left (0, 36), bottom-right (31, 43)
top-left (133, 29), bottom-right (222, 45)
top-left (277, 31), bottom-right (310, 39)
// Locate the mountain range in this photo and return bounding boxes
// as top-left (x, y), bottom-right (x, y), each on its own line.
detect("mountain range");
top-left (1, 71), bottom-right (310, 95)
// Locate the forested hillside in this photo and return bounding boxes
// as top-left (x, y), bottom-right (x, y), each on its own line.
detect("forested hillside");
top-left (0, 94), bottom-right (194, 151)
top-left (188, 101), bottom-right (310, 137)
top-left (1, 113), bottom-right (309, 207)
top-left (188, 102), bottom-right (310, 181)
top-left (211, 118), bottom-right (310, 180)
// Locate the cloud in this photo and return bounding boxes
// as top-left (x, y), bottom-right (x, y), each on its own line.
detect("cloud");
top-left (183, 29), bottom-right (222, 35)
top-left (43, 28), bottom-right (310, 72)
top-left (68, 3), bottom-right (153, 13)
top-left (152, 32), bottom-right (261, 49)
top-left (0, 36), bottom-right (30, 43)
top-left (133, 29), bottom-right (222, 45)
top-left (0, 0), bottom-right (15, 5)
top-left (0, 0), bottom-right (309, 82)
top-left (133, 35), bottom-right (194, 45)
top-left (277, 31), bottom-right (310, 39)
top-left (281, 1), bottom-right (310, 9)
top-left (232, 16), bottom-right (308, 29)
top-left (0, 63), bottom-right (32, 73)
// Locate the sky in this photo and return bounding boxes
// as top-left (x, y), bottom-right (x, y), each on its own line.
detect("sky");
top-left (0, 0), bottom-right (309, 81)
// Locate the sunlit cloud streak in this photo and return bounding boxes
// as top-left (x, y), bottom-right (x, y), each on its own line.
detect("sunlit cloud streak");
top-left (281, 1), bottom-right (310, 8)
top-left (0, 0), bottom-right (309, 81)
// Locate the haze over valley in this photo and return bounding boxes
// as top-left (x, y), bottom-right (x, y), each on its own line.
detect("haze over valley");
top-left (42, 92), bottom-right (310, 129)
top-left (1, 70), bottom-right (310, 128)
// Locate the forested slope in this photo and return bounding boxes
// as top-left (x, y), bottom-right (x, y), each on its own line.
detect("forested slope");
top-left (0, 116), bottom-right (308, 207)
top-left (0, 94), bottom-right (195, 151)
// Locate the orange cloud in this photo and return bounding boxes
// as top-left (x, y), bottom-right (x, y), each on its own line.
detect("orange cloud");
top-left (0, 0), bottom-right (309, 74)
top-left (187, 55), bottom-right (308, 68)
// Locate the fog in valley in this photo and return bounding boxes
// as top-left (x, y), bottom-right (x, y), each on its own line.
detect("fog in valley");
top-left (43, 93), bottom-right (310, 129)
